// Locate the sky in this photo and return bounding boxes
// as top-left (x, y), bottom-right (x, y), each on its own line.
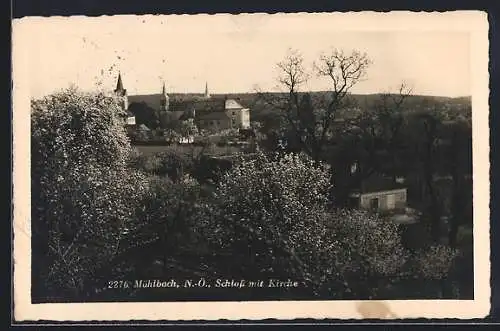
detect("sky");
top-left (14, 13), bottom-right (474, 98)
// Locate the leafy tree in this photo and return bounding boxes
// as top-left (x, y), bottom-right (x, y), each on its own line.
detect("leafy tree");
top-left (31, 88), bottom-right (149, 300)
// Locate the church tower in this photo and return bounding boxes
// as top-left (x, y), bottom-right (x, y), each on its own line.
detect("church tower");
top-left (160, 81), bottom-right (170, 111)
top-left (114, 72), bottom-right (128, 110)
top-left (204, 82), bottom-right (210, 99)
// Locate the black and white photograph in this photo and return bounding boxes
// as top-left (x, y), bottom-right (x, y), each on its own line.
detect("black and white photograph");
top-left (13, 11), bottom-right (490, 321)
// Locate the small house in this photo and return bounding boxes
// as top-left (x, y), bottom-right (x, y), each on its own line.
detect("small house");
top-left (348, 173), bottom-right (407, 211)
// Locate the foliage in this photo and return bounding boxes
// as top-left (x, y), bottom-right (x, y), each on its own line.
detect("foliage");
top-left (412, 245), bottom-right (459, 280)
top-left (329, 210), bottom-right (408, 295)
top-left (156, 150), bottom-right (195, 181)
top-left (31, 53), bottom-right (473, 301)
top-left (135, 175), bottom-right (204, 254)
top-left (31, 88), bottom-right (149, 300)
top-left (198, 151), bottom-right (421, 297)
top-left (31, 88), bottom-right (131, 169)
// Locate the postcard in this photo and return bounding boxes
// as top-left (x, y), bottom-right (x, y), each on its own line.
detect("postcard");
top-left (12, 11), bottom-right (490, 321)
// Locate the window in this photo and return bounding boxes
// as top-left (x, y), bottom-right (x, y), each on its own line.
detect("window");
top-left (370, 198), bottom-right (379, 210)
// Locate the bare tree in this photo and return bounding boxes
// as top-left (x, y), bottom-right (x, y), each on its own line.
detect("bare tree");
top-left (277, 48), bottom-right (310, 93)
top-left (266, 48), bottom-right (371, 161)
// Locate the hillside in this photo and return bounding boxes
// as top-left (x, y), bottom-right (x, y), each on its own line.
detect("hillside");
top-left (178, 91), bottom-right (471, 110)
top-left (200, 92), bottom-right (472, 122)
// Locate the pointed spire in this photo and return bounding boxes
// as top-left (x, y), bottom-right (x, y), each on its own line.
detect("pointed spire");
top-left (115, 72), bottom-right (124, 92)
top-left (162, 81), bottom-right (166, 95)
top-left (204, 81), bottom-right (210, 98)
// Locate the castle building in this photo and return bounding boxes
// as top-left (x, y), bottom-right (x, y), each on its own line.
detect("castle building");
top-left (114, 74), bottom-right (250, 131)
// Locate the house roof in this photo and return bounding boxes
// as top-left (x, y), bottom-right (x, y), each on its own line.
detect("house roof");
top-left (128, 94), bottom-right (226, 112)
top-left (128, 94), bottom-right (249, 113)
top-left (225, 99), bottom-right (244, 109)
top-left (197, 111), bottom-right (230, 121)
top-left (352, 173), bottom-right (406, 194)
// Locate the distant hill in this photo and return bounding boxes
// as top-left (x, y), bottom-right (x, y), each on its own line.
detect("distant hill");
top-left (136, 91), bottom-right (471, 122)
top-left (189, 92), bottom-right (472, 121)
top-left (198, 91), bottom-right (471, 108)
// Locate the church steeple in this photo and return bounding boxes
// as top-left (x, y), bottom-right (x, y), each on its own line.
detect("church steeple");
top-left (115, 72), bottom-right (126, 96)
top-left (160, 81), bottom-right (169, 111)
top-left (204, 82), bottom-right (210, 98)
top-left (114, 72), bottom-right (128, 110)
